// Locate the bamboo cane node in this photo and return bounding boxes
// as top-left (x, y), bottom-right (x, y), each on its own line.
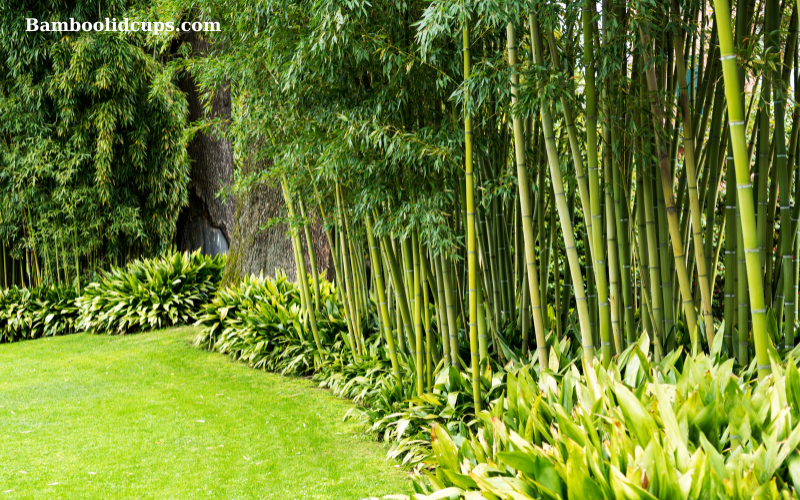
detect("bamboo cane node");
top-left (752, 308), bottom-right (766, 314)
top-left (601, 342), bottom-right (612, 346)
top-left (777, 154), bottom-right (788, 158)
top-left (757, 364), bottom-right (771, 370)
top-left (599, 301), bottom-right (609, 306)
top-left (582, 343), bottom-right (594, 349)
top-left (745, 248), bottom-right (759, 254)
top-left (730, 120), bottom-right (745, 127)
top-left (736, 183), bottom-right (753, 189)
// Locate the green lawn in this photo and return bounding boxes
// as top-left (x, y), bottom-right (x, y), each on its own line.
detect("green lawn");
top-left (0, 327), bottom-right (409, 499)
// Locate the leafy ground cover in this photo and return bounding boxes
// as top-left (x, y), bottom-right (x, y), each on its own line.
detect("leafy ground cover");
top-left (0, 326), bottom-right (409, 499)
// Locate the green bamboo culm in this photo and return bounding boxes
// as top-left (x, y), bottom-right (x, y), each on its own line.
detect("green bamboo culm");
top-left (412, 229), bottom-right (424, 396)
top-left (463, 20), bottom-right (481, 412)
top-left (640, 29), bottom-right (700, 353)
top-left (529, 14), bottom-right (594, 365)
top-left (298, 199), bottom-right (322, 311)
top-left (671, 0), bottom-right (716, 346)
top-left (712, 0), bottom-right (772, 379)
top-left (365, 214), bottom-right (402, 386)
top-left (582, 0), bottom-right (613, 366)
top-left (281, 177), bottom-right (325, 358)
top-left (508, 17), bottom-right (548, 369)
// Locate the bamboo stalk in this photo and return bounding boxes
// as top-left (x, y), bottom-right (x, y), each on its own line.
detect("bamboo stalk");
top-left (712, 0), bottom-right (772, 379)
top-left (463, 21), bottom-right (481, 411)
top-left (412, 229), bottom-right (424, 395)
top-left (365, 214), bottom-right (402, 385)
top-left (583, 3), bottom-right (613, 365)
top-left (530, 14), bottom-right (594, 365)
top-left (508, 20), bottom-right (548, 368)
top-left (641, 29), bottom-right (701, 352)
top-left (281, 178), bottom-right (325, 357)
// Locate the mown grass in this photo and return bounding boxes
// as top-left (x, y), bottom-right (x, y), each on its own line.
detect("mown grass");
top-left (0, 327), bottom-right (410, 499)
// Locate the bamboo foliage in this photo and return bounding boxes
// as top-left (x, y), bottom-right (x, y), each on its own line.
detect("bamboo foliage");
top-left (179, 0), bottom-right (800, 402)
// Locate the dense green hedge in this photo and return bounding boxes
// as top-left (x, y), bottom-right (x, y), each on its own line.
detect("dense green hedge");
top-left (0, 286), bottom-right (79, 343)
top-left (77, 250), bottom-right (224, 334)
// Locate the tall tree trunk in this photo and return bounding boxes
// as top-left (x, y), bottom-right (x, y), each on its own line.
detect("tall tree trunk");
top-left (176, 31), bottom-right (235, 257)
top-left (175, 33), bottom-right (330, 284)
top-left (222, 151), bottom-right (330, 285)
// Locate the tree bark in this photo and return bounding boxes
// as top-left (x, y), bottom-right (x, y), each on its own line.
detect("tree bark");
top-left (176, 31), bottom-right (235, 257)
top-left (176, 31), bottom-right (330, 284)
top-left (222, 152), bottom-right (330, 285)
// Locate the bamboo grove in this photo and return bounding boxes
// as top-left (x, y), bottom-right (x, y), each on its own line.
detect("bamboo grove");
top-left (178, 0), bottom-right (800, 407)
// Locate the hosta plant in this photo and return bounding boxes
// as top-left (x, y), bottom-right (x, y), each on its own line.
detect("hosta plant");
top-left (77, 249), bottom-right (224, 334)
